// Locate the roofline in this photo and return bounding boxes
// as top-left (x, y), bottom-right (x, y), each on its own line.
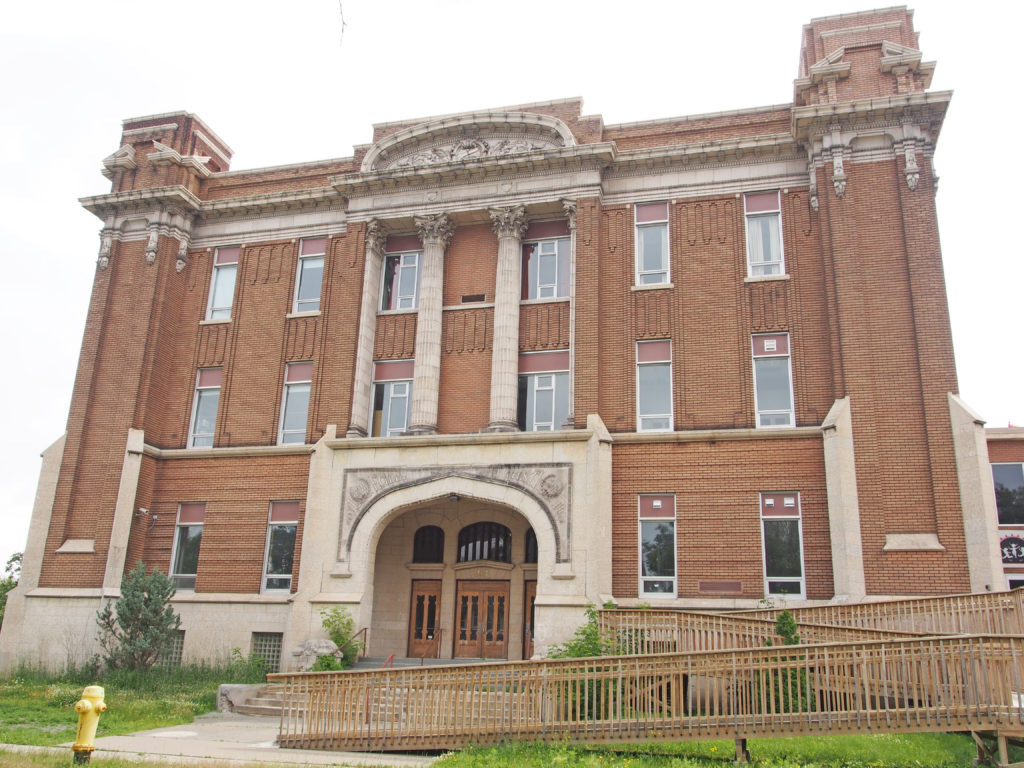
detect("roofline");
top-left (605, 102), bottom-right (793, 132)
top-left (121, 110), bottom-right (234, 156)
top-left (805, 5), bottom-right (911, 29)
top-left (371, 97), bottom-right (584, 131)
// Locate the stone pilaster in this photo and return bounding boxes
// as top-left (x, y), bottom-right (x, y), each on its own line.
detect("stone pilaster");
top-left (562, 199), bottom-right (577, 429)
top-left (408, 213), bottom-right (453, 434)
top-left (347, 220), bottom-right (386, 437)
top-left (486, 206), bottom-right (528, 431)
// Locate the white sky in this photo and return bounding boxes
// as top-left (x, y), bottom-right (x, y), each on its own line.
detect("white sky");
top-left (1, 0), bottom-right (1020, 571)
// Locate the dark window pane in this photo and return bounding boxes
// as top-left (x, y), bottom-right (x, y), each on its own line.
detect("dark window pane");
top-left (174, 525), bottom-right (202, 576)
top-left (413, 526), bottom-right (445, 563)
top-left (457, 522), bottom-right (511, 563)
top-left (993, 464), bottom-right (1024, 525)
top-left (266, 524), bottom-right (296, 576)
top-left (764, 519), bottom-right (802, 578)
top-left (641, 520), bottom-right (675, 579)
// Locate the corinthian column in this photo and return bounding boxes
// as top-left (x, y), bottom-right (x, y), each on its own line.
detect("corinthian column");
top-left (407, 213), bottom-right (454, 435)
top-left (486, 206), bottom-right (528, 431)
top-left (347, 220), bottom-right (386, 437)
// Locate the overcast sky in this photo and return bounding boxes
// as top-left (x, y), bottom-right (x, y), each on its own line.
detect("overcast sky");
top-left (1, 0), bottom-right (1020, 571)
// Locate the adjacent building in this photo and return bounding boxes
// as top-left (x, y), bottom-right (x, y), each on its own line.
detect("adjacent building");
top-left (0, 7), bottom-right (1009, 673)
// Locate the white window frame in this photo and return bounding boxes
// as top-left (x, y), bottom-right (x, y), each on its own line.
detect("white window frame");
top-left (522, 236), bottom-right (570, 300)
top-left (752, 334), bottom-right (795, 428)
top-left (634, 203), bottom-right (670, 286)
top-left (171, 503), bottom-right (205, 591)
top-left (206, 246), bottom-right (239, 320)
top-left (380, 251), bottom-right (422, 311)
top-left (744, 191), bottom-right (785, 278)
top-left (371, 379), bottom-right (412, 437)
top-left (760, 492), bottom-right (805, 599)
top-left (636, 340), bottom-right (673, 432)
top-left (519, 370), bottom-right (570, 432)
top-left (293, 239), bottom-right (326, 314)
top-left (188, 368), bottom-right (221, 448)
top-left (279, 362), bottom-right (313, 445)
top-left (1007, 574), bottom-right (1024, 590)
top-left (262, 501), bottom-right (299, 593)
top-left (638, 494), bottom-right (677, 598)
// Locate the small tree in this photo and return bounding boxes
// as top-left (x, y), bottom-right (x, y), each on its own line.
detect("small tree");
top-left (0, 552), bottom-right (21, 628)
top-left (96, 561), bottom-right (181, 670)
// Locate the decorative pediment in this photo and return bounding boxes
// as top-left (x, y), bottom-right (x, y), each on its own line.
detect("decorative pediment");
top-left (148, 141), bottom-right (213, 178)
top-left (808, 48), bottom-right (852, 83)
top-left (101, 145), bottom-right (137, 179)
top-left (880, 40), bottom-right (923, 71)
top-left (362, 111), bottom-right (575, 173)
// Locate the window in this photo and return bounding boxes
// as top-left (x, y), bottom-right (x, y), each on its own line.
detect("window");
top-left (517, 351), bottom-right (570, 431)
top-left (294, 238), bottom-right (325, 313)
top-left (524, 528), bottom-right (538, 564)
top-left (761, 492), bottom-right (804, 597)
top-left (637, 340), bottom-right (672, 431)
top-left (993, 463), bottom-right (1024, 525)
top-left (263, 501), bottom-right (298, 592)
top-left (371, 360), bottom-right (413, 437)
top-left (522, 237), bottom-right (570, 299)
top-left (171, 503), bottom-right (205, 591)
top-left (639, 495), bottom-right (676, 596)
top-left (279, 362), bottom-right (312, 445)
top-left (752, 334), bottom-right (794, 427)
top-left (251, 632), bottom-right (283, 673)
top-left (457, 522), bottom-right (511, 563)
top-left (413, 526), bottom-right (445, 563)
top-left (159, 630), bottom-right (186, 669)
top-left (745, 192), bottom-right (784, 277)
top-left (207, 246), bottom-right (239, 320)
top-left (381, 251), bottom-right (421, 310)
top-left (635, 202), bottom-right (669, 285)
top-left (188, 368), bottom-right (222, 448)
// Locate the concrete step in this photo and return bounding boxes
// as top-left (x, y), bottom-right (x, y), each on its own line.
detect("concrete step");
top-left (233, 703), bottom-right (283, 717)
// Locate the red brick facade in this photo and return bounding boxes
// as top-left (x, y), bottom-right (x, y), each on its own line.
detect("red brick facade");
top-left (1, 8), bottom-right (1010, 671)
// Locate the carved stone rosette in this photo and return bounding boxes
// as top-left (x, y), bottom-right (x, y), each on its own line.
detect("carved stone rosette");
top-left (488, 205), bottom-right (527, 240)
top-left (414, 213), bottom-right (454, 248)
top-left (338, 463), bottom-right (573, 565)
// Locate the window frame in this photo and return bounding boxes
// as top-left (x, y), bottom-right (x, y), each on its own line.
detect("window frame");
top-left (760, 492), bottom-right (805, 599)
top-left (521, 236), bottom-right (571, 300)
top-left (636, 340), bottom-right (673, 432)
top-left (371, 360), bottom-right (414, 437)
top-left (517, 351), bottom-right (570, 432)
top-left (293, 238), bottom-right (326, 314)
top-left (262, 501), bottom-right (299, 593)
top-left (380, 250), bottom-right (422, 311)
top-left (992, 462), bottom-right (1024, 526)
top-left (278, 362), bottom-right (313, 445)
top-left (206, 246), bottom-right (239, 320)
top-left (752, 333), bottom-right (795, 428)
top-left (634, 202), bottom-right (670, 286)
top-left (744, 191), bottom-right (785, 278)
top-left (638, 494), bottom-right (677, 598)
top-left (171, 503), bottom-right (205, 591)
top-left (188, 368), bottom-right (222, 448)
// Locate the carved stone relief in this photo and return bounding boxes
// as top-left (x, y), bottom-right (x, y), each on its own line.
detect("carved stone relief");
top-left (338, 463), bottom-right (573, 565)
top-left (387, 136), bottom-right (560, 170)
top-left (903, 142), bottom-right (920, 191)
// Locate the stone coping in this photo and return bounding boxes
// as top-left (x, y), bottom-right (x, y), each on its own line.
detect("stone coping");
top-left (326, 428), bottom-right (594, 451)
top-left (613, 426), bottom-right (822, 444)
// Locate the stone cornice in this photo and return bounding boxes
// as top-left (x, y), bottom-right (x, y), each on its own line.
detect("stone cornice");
top-left (326, 427), bottom-right (593, 451)
top-left (80, 185), bottom-right (202, 218)
top-left (142, 442), bottom-right (315, 459)
top-left (791, 90), bottom-right (952, 142)
top-left (606, 134), bottom-right (801, 178)
top-left (986, 428), bottom-right (1024, 441)
top-left (331, 143), bottom-right (616, 197)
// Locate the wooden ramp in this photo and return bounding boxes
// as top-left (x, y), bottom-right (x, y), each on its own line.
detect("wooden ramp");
top-left (269, 591), bottom-right (1024, 754)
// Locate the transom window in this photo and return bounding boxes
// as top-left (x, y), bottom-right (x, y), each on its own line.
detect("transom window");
top-left (745, 191), bottom-right (784, 277)
top-left (457, 522), bottom-right (512, 564)
top-left (635, 202), bottom-right (669, 285)
top-left (413, 525), bottom-right (445, 563)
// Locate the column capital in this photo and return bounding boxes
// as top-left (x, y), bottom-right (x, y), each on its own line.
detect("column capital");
top-left (414, 213), bottom-right (454, 249)
top-left (365, 218), bottom-right (387, 255)
top-left (488, 205), bottom-right (528, 240)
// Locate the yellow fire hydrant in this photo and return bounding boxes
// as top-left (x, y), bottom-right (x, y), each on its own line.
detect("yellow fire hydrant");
top-left (72, 685), bottom-right (106, 764)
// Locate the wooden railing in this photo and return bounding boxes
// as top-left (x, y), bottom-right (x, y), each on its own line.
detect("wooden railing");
top-left (270, 634), bottom-right (1024, 751)
top-left (598, 609), bottom-right (923, 655)
top-left (738, 589), bottom-right (1024, 636)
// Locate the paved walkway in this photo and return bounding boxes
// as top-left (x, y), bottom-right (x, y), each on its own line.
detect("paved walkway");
top-left (2, 711), bottom-right (437, 767)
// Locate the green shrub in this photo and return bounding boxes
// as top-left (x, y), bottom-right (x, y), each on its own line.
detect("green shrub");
top-left (310, 654), bottom-right (345, 671)
top-left (95, 562), bottom-right (181, 671)
top-left (319, 606), bottom-right (362, 668)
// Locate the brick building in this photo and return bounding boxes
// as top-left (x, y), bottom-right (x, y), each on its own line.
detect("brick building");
top-left (0, 7), bottom-right (1009, 672)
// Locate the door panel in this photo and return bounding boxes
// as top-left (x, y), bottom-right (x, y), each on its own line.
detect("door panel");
top-left (523, 580), bottom-right (537, 659)
top-left (454, 580), bottom-right (509, 658)
top-left (408, 580), bottom-right (442, 658)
